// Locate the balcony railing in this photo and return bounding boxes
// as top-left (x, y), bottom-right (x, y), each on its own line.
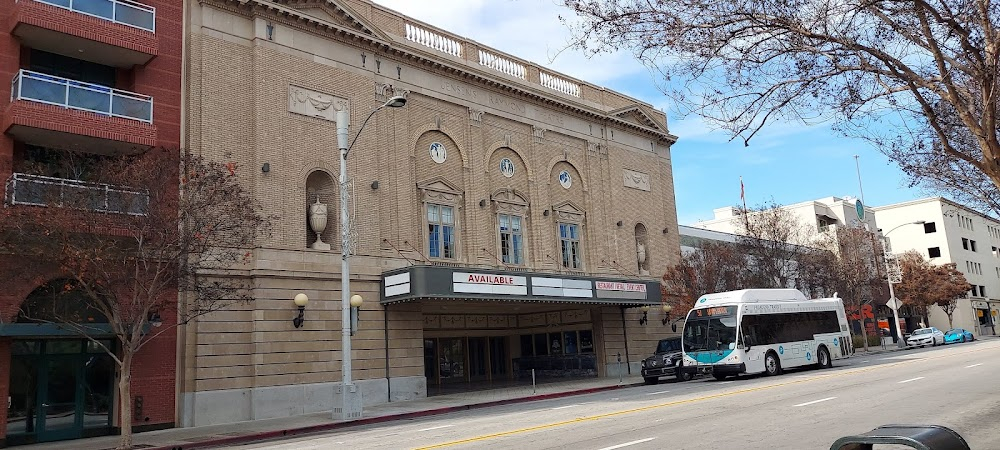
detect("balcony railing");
top-left (26, 0), bottom-right (156, 32)
top-left (5, 173), bottom-right (149, 216)
top-left (11, 69), bottom-right (153, 123)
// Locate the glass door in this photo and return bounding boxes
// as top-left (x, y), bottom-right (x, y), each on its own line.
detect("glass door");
top-left (438, 338), bottom-right (465, 383)
top-left (468, 337), bottom-right (488, 382)
top-left (489, 337), bottom-right (508, 379)
top-left (37, 356), bottom-right (83, 442)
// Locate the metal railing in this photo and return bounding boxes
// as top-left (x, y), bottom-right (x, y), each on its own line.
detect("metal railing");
top-left (5, 173), bottom-right (149, 216)
top-left (11, 69), bottom-right (153, 123)
top-left (27, 0), bottom-right (156, 32)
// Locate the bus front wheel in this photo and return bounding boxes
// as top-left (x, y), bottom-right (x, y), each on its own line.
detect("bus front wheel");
top-left (817, 346), bottom-right (833, 369)
top-left (765, 352), bottom-right (782, 376)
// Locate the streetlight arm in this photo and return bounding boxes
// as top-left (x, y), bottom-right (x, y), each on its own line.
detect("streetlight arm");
top-left (343, 106), bottom-right (386, 159)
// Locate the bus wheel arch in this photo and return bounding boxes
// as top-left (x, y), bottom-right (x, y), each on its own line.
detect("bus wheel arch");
top-left (764, 350), bottom-right (782, 376)
top-left (816, 345), bottom-right (833, 369)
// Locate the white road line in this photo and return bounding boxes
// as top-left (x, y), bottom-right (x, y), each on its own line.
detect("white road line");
top-left (551, 404), bottom-right (579, 410)
top-left (862, 360), bottom-right (870, 363)
top-left (966, 363), bottom-right (983, 368)
top-left (417, 424), bottom-right (455, 432)
top-left (899, 376), bottom-right (925, 383)
top-left (793, 397), bottom-right (836, 407)
top-left (598, 437), bottom-right (656, 450)
top-left (646, 390), bottom-right (671, 395)
top-left (719, 381), bottom-right (734, 384)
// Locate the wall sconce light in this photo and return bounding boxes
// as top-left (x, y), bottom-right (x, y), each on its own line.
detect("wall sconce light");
top-left (148, 311), bottom-right (162, 328)
top-left (371, 180), bottom-right (379, 190)
top-left (261, 163), bottom-right (270, 173)
top-left (617, 221), bottom-right (623, 227)
top-left (293, 293), bottom-right (308, 328)
top-left (661, 303), bottom-right (674, 329)
top-left (479, 199), bottom-right (487, 208)
top-left (543, 209), bottom-right (550, 217)
top-left (266, 22), bottom-right (274, 40)
top-left (639, 305), bottom-right (649, 325)
top-left (350, 294), bottom-right (363, 335)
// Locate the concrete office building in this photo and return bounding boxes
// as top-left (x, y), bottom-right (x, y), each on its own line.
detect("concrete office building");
top-left (874, 198), bottom-right (1000, 337)
top-left (179, 0), bottom-right (681, 427)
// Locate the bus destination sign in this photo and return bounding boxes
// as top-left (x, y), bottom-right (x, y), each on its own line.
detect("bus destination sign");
top-left (693, 306), bottom-right (736, 318)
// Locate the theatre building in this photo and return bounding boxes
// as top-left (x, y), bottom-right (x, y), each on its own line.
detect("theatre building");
top-left (179, 0), bottom-right (681, 427)
top-left (0, 0), bottom-right (182, 446)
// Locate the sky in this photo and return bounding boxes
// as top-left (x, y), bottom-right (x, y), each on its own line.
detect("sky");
top-left (370, 0), bottom-right (928, 226)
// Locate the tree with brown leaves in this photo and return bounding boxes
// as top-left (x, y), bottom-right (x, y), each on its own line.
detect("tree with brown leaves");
top-left (561, 0), bottom-right (1000, 209)
top-left (894, 250), bottom-right (971, 328)
top-left (662, 241), bottom-right (749, 322)
top-left (1, 148), bottom-right (271, 450)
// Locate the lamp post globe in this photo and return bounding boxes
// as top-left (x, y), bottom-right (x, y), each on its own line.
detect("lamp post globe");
top-left (350, 294), bottom-right (363, 308)
top-left (293, 293), bottom-right (309, 307)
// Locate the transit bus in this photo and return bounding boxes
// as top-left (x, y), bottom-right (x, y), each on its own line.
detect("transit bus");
top-left (680, 289), bottom-right (853, 380)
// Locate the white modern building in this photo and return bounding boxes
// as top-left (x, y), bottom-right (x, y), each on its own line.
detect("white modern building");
top-left (874, 198), bottom-right (1000, 336)
top-left (692, 196), bottom-right (878, 237)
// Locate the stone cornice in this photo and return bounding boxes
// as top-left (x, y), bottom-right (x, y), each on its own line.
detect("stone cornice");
top-left (209, 0), bottom-right (678, 144)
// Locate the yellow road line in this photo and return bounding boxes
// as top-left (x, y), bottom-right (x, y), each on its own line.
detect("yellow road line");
top-left (415, 345), bottom-right (994, 449)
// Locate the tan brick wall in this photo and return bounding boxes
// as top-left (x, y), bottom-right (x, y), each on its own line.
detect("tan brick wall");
top-left (185, 1), bottom-right (680, 395)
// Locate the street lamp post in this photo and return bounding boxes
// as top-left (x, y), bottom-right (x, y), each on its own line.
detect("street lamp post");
top-left (334, 95), bottom-right (406, 420)
top-left (881, 220), bottom-right (925, 348)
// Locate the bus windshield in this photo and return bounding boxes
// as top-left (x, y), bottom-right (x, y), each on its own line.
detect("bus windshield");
top-left (683, 316), bottom-right (738, 352)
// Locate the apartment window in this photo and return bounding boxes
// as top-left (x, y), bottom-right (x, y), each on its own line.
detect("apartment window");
top-left (962, 238), bottom-right (969, 250)
top-left (980, 286), bottom-right (987, 298)
top-left (971, 240), bottom-right (978, 252)
top-left (559, 223), bottom-right (582, 269)
top-left (30, 49), bottom-right (116, 87)
top-left (928, 247), bottom-right (941, 258)
top-left (993, 246), bottom-right (998, 258)
top-left (498, 213), bottom-right (524, 265)
top-left (427, 204), bottom-right (455, 259)
top-left (924, 222), bottom-right (937, 233)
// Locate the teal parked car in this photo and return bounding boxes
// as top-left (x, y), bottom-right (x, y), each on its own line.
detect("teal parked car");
top-left (944, 328), bottom-right (975, 344)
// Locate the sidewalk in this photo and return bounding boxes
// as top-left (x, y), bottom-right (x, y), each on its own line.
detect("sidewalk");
top-left (23, 375), bottom-right (645, 450)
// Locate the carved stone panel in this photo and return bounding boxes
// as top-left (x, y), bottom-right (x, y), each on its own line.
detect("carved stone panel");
top-left (288, 85), bottom-right (346, 122)
top-left (440, 315), bottom-right (466, 329)
top-left (561, 309), bottom-right (591, 324)
top-left (424, 314), bottom-right (441, 329)
top-left (546, 311), bottom-right (562, 325)
top-left (623, 169), bottom-right (651, 192)
top-left (519, 313), bottom-right (546, 328)
top-left (466, 315), bottom-right (488, 328)
top-left (488, 315), bottom-right (508, 328)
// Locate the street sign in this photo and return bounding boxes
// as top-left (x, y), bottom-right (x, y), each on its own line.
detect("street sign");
top-left (886, 297), bottom-right (902, 310)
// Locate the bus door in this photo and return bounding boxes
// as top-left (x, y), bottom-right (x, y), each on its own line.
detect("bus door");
top-left (740, 316), bottom-right (766, 374)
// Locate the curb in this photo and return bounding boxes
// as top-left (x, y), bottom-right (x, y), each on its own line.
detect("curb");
top-left (151, 382), bottom-right (643, 450)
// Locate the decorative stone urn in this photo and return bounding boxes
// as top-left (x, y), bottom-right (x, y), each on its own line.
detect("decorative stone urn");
top-left (309, 196), bottom-right (331, 250)
top-left (637, 242), bottom-right (650, 276)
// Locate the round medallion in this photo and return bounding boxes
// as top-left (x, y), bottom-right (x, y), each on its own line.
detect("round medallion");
top-left (499, 158), bottom-right (515, 178)
top-left (429, 142), bottom-right (447, 164)
top-left (558, 170), bottom-right (572, 189)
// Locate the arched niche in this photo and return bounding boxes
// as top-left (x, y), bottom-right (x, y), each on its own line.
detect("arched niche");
top-left (305, 170), bottom-right (337, 250)
top-left (635, 223), bottom-right (650, 276)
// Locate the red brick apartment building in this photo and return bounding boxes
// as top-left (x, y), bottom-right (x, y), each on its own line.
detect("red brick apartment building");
top-left (0, 0), bottom-right (181, 446)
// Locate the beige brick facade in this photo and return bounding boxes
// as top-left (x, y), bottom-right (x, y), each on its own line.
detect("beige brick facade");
top-left (180, 0), bottom-right (681, 427)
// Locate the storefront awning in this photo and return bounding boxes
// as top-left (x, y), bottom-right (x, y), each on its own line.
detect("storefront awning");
top-left (381, 266), bottom-right (660, 307)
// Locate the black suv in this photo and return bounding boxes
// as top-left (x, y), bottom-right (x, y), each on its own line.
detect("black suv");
top-left (641, 337), bottom-right (693, 384)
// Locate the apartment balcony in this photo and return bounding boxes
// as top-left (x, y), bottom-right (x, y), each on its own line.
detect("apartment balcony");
top-left (4, 69), bottom-right (157, 151)
top-left (5, 172), bottom-right (149, 216)
top-left (10, 0), bottom-right (157, 67)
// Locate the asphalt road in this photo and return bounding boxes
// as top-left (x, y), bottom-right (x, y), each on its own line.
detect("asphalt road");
top-left (225, 339), bottom-right (1000, 450)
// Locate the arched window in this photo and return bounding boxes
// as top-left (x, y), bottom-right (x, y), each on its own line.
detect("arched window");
top-left (17, 279), bottom-right (108, 324)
